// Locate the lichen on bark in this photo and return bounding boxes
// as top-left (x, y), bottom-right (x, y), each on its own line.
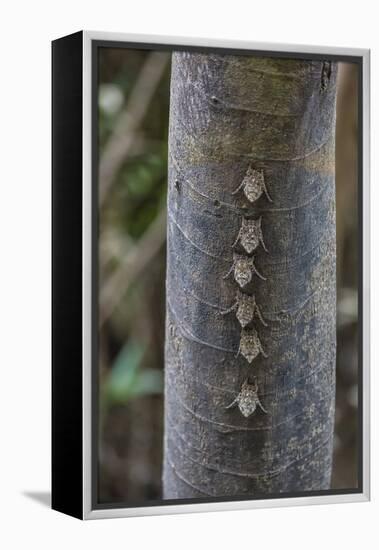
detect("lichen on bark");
top-left (163, 52), bottom-right (338, 499)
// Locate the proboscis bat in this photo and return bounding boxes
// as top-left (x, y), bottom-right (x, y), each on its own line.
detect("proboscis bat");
top-left (236, 327), bottom-right (268, 363)
top-left (232, 166), bottom-right (272, 204)
top-left (221, 290), bottom-right (267, 328)
top-left (232, 217), bottom-right (268, 254)
top-left (223, 252), bottom-right (266, 288)
top-left (226, 378), bottom-right (268, 417)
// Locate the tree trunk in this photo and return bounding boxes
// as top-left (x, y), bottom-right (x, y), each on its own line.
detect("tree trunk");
top-left (163, 52), bottom-right (338, 498)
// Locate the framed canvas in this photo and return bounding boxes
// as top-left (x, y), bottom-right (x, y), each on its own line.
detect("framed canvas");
top-left (52, 30), bottom-right (370, 520)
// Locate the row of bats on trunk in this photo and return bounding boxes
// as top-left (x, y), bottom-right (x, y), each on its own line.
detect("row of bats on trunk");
top-left (223, 167), bottom-right (271, 418)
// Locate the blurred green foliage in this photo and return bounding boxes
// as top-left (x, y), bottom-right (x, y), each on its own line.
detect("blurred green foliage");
top-left (99, 52), bottom-right (170, 236)
top-left (98, 48), bottom-right (170, 503)
top-left (106, 150), bottom-right (167, 239)
top-left (104, 340), bottom-right (163, 407)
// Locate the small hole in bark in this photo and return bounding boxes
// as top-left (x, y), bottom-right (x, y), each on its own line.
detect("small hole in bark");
top-left (174, 178), bottom-right (180, 191)
top-left (214, 199), bottom-right (221, 208)
top-left (320, 61), bottom-right (332, 92)
top-left (211, 96), bottom-right (220, 105)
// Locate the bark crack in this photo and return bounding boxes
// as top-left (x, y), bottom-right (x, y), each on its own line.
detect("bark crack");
top-left (170, 151), bottom-right (332, 214)
top-left (167, 299), bottom-right (236, 354)
top-left (170, 280), bottom-right (317, 318)
top-left (168, 212), bottom-right (231, 262)
top-left (166, 430), bottom-right (333, 481)
top-left (173, 116), bottom-right (334, 162)
top-left (166, 457), bottom-right (215, 497)
top-left (167, 375), bottom-right (334, 434)
top-left (187, 80), bottom-right (301, 117)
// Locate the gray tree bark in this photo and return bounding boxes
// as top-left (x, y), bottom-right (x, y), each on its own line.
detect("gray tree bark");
top-left (163, 52), bottom-right (338, 498)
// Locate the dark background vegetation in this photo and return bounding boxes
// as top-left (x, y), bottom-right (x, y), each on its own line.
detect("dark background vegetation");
top-left (97, 48), bottom-right (359, 504)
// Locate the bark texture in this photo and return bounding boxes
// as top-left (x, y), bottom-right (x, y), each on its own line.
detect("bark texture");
top-left (163, 52), bottom-right (338, 498)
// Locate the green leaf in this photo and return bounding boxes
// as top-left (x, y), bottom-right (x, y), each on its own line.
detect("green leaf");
top-left (105, 340), bottom-right (144, 403)
top-left (129, 368), bottom-right (163, 397)
top-left (104, 340), bottom-right (163, 406)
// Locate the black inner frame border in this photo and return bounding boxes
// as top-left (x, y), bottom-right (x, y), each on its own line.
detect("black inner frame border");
top-left (91, 39), bottom-right (364, 511)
